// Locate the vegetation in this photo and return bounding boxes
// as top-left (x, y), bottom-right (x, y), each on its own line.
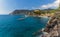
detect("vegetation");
top-left (34, 10), bottom-right (41, 15)
top-left (33, 9), bottom-right (56, 16)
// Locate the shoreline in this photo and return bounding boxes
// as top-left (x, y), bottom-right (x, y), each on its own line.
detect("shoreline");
top-left (35, 15), bottom-right (60, 37)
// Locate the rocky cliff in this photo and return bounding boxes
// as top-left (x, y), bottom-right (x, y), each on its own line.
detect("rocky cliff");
top-left (39, 17), bottom-right (60, 37)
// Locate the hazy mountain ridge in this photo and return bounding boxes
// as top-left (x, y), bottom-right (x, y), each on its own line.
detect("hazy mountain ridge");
top-left (9, 10), bottom-right (34, 15)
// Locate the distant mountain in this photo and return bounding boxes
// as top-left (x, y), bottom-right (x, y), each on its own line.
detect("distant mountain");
top-left (9, 10), bottom-right (34, 15)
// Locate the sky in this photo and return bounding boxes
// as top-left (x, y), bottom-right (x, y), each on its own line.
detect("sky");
top-left (0, 0), bottom-right (60, 14)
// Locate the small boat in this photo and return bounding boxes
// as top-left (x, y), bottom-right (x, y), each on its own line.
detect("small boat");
top-left (25, 15), bottom-right (28, 17)
top-left (17, 15), bottom-right (28, 20)
top-left (17, 18), bottom-right (25, 20)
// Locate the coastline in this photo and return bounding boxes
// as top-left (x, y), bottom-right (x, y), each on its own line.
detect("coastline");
top-left (34, 15), bottom-right (60, 37)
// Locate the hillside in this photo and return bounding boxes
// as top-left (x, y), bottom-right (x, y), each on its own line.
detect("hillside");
top-left (9, 10), bottom-right (34, 15)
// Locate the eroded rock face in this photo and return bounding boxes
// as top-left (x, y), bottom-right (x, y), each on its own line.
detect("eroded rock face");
top-left (40, 17), bottom-right (60, 37)
top-left (49, 25), bottom-right (59, 37)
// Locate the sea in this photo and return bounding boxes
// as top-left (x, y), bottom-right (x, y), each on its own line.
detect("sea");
top-left (0, 15), bottom-right (49, 37)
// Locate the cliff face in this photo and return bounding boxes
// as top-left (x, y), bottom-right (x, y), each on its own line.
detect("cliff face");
top-left (9, 10), bottom-right (34, 15)
top-left (40, 17), bottom-right (60, 37)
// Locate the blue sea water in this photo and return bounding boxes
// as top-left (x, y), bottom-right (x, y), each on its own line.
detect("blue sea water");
top-left (0, 15), bottom-right (49, 37)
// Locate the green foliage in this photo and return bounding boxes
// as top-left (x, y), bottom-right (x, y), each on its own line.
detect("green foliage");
top-left (34, 10), bottom-right (41, 15)
top-left (49, 10), bottom-right (56, 14)
top-left (33, 9), bottom-right (56, 15)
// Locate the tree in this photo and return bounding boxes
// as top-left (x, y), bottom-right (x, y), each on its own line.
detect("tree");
top-left (34, 10), bottom-right (41, 15)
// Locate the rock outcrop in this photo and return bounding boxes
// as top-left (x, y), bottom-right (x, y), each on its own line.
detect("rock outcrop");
top-left (40, 16), bottom-right (60, 37)
top-left (33, 16), bottom-right (60, 37)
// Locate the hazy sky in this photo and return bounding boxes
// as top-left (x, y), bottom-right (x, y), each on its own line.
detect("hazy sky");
top-left (0, 0), bottom-right (60, 14)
